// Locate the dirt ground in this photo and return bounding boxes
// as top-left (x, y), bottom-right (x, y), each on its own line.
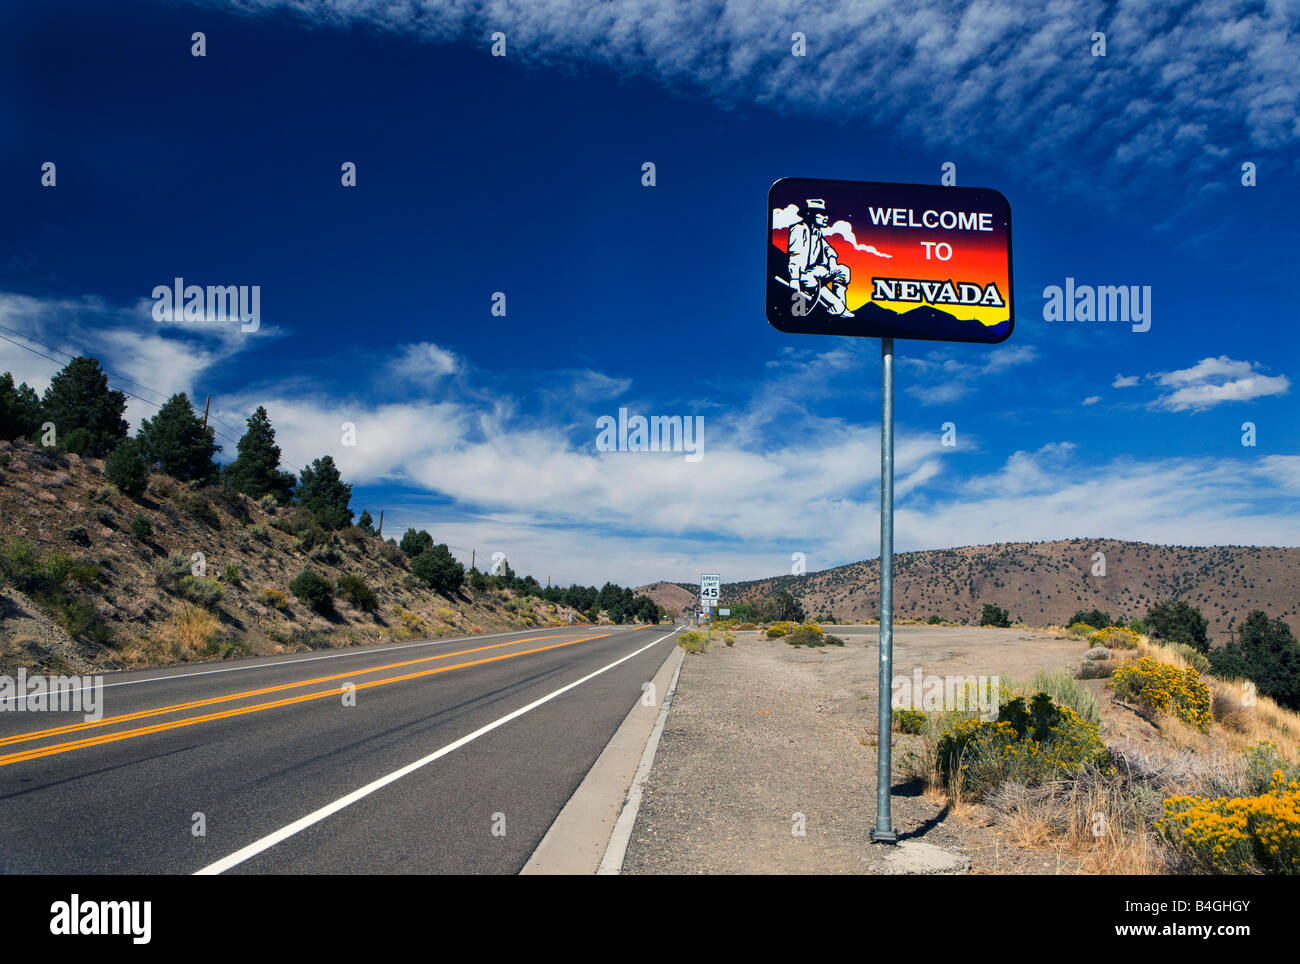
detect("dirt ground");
top-left (621, 624), bottom-right (1090, 875)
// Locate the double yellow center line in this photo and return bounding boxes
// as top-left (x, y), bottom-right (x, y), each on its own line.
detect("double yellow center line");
top-left (0, 632), bottom-right (609, 768)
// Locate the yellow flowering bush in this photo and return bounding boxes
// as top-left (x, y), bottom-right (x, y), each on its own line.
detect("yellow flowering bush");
top-left (1110, 656), bottom-right (1212, 730)
top-left (1159, 770), bottom-right (1300, 874)
top-left (936, 693), bottom-right (1109, 799)
top-left (1088, 625), bottom-right (1140, 649)
top-left (1067, 622), bottom-right (1097, 639)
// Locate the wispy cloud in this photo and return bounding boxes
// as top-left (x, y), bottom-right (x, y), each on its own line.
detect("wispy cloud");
top-left (216, 0), bottom-right (1300, 198)
top-left (903, 344), bottom-right (1038, 404)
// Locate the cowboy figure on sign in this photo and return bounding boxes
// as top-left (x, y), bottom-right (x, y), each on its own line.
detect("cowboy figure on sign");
top-left (786, 198), bottom-right (854, 318)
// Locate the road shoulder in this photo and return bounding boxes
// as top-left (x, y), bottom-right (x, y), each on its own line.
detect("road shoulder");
top-left (521, 638), bottom-right (685, 874)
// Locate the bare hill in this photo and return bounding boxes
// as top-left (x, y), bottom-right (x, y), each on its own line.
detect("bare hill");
top-left (633, 581), bottom-right (697, 615)
top-left (722, 538), bottom-right (1300, 642)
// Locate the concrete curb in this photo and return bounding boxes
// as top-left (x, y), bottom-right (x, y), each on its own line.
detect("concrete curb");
top-left (521, 636), bottom-right (684, 875)
top-left (597, 644), bottom-right (684, 875)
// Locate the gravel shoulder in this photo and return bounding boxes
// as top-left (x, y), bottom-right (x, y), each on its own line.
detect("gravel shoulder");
top-left (621, 624), bottom-right (1087, 874)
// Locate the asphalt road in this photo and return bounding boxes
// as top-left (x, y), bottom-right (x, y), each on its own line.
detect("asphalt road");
top-left (0, 623), bottom-right (679, 874)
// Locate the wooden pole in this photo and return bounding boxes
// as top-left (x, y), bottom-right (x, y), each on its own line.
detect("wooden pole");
top-left (201, 395), bottom-right (211, 429)
top-left (377, 510), bottom-right (383, 537)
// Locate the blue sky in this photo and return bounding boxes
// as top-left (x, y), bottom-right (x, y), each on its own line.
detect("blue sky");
top-left (1, 0), bottom-right (1297, 585)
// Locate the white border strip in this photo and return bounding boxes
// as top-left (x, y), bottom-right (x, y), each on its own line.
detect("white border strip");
top-left (194, 626), bottom-right (679, 875)
top-left (597, 644), bottom-right (685, 874)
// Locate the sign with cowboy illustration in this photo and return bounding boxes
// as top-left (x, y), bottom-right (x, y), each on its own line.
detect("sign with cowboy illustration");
top-left (766, 178), bottom-right (1014, 343)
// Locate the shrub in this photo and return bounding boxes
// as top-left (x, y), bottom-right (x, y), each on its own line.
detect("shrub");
top-left (219, 563), bottom-right (241, 586)
top-left (936, 694), bottom-right (1109, 799)
top-left (980, 603), bottom-right (1010, 628)
top-left (1067, 621), bottom-right (1097, 639)
top-left (1169, 641), bottom-right (1211, 675)
top-left (764, 622), bottom-right (790, 638)
top-left (178, 575), bottom-right (224, 609)
top-left (1158, 770), bottom-right (1300, 875)
top-left (91, 483), bottom-right (117, 504)
top-left (289, 568), bottom-right (334, 615)
top-left (160, 603), bottom-right (222, 656)
top-left (378, 541), bottom-right (407, 567)
top-left (152, 551), bottom-right (191, 588)
top-left (336, 573), bottom-right (379, 613)
top-left (1110, 656), bottom-right (1212, 730)
top-left (129, 513), bottom-right (153, 541)
top-left (1031, 669), bottom-right (1100, 723)
top-left (786, 625), bottom-right (828, 647)
top-left (1069, 609), bottom-right (1114, 630)
top-left (249, 523), bottom-right (271, 543)
top-left (723, 630), bottom-right (736, 647)
top-left (895, 708), bottom-right (927, 734)
top-left (103, 438), bottom-right (150, 497)
top-left (62, 525), bottom-right (90, 547)
top-left (176, 490), bottom-right (221, 529)
top-left (1088, 626), bottom-right (1140, 649)
top-left (259, 588), bottom-right (290, 611)
top-left (927, 614), bottom-right (942, 625)
top-left (678, 631), bottom-right (706, 654)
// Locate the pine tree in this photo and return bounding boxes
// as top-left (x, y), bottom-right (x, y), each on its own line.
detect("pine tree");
top-left (136, 393), bottom-right (221, 482)
top-left (296, 455), bottom-right (353, 530)
top-left (39, 357), bottom-right (128, 456)
top-left (225, 406), bottom-right (296, 503)
top-left (0, 372), bottom-right (43, 441)
top-left (103, 437), bottom-right (151, 496)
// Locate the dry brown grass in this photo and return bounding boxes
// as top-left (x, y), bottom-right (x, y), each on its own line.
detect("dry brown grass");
top-left (156, 603), bottom-right (222, 658)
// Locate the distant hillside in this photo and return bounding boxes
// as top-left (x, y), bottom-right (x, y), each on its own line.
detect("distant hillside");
top-left (0, 440), bottom-right (600, 675)
top-left (633, 581), bottom-right (697, 614)
top-left (720, 539), bottom-right (1300, 643)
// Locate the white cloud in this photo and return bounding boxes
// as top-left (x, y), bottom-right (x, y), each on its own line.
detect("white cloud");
top-left (1112, 374), bottom-right (1140, 388)
top-left (1082, 395), bottom-right (1101, 405)
top-left (904, 345), bottom-right (1038, 404)
top-left (1148, 356), bottom-right (1291, 411)
top-left (386, 342), bottom-right (460, 383)
top-left (219, 0), bottom-right (1300, 196)
top-left (825, 221), bottom-right (892, 258)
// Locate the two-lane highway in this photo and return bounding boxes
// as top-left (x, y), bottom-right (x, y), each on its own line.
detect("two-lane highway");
top-left (0, 623), bottom-right (679, 874)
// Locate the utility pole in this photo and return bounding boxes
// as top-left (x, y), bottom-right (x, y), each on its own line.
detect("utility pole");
top-left (471, 548), bottom-right (476, 571)
top-left (377, 510), bottom-right (383, 537)
top-left (201, 395), bottom-right (211, 429)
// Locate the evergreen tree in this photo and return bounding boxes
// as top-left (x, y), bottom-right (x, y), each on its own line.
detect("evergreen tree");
top-left (103, 437), bottom-right (150, 496)
top-left (225, 406), bottom-right (295, 503)
top-left (1238, 610), bottom-right (1300, 710)
top-left (411, 544), bottom-right (465, 594)
top-left (136, 393), bottom-right (221, 482)
top-left (358, 509), bottom-right (374, 534)
top-left (296, 455), bottom-right (353, 530)
top-left (0, 372), bottom-right (43, 441)
top-left (39, 357), bottom-right (128, 456)
top-left (400, 528), bottom-right (433, 558)
top-left (1145, 600), bottom-right (1209, 652)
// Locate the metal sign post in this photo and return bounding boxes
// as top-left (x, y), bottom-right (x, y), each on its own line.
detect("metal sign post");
top-left (764, 176), bottom-right (1013, 848)
top-left (872, 336), bottom-right (898, 842)
top-left (700, 573), bottom-right (720, 647)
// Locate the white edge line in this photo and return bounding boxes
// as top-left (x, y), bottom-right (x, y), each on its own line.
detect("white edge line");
top-left (193, 626), bottom-right (681, 875)
top-left (596, 645), bottom-right (685, 875)
top-left (0, 625), bottom-right (619, 704)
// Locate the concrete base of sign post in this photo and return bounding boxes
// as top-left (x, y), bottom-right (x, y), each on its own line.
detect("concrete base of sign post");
top-left (882, 840), bottom-right (970, 875)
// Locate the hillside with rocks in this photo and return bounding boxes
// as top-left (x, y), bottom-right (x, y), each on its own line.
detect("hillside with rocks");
top-left (720, 538), bottom-right (1300, 643)
top-left (0, 439), bottom-right (606, 675)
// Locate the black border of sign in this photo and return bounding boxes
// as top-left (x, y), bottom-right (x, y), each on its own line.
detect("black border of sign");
top-left (765, 177), bottom-right (1015, 344)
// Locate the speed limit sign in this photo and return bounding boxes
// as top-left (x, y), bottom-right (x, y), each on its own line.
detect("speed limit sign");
top-left (700, 573), bottom-right (720, 605)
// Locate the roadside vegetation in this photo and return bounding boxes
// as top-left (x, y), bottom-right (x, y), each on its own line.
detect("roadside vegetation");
top-left (897, 611), bottom-right (1300, 874)
top-left (0, 356), bottom-right (663, 673)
